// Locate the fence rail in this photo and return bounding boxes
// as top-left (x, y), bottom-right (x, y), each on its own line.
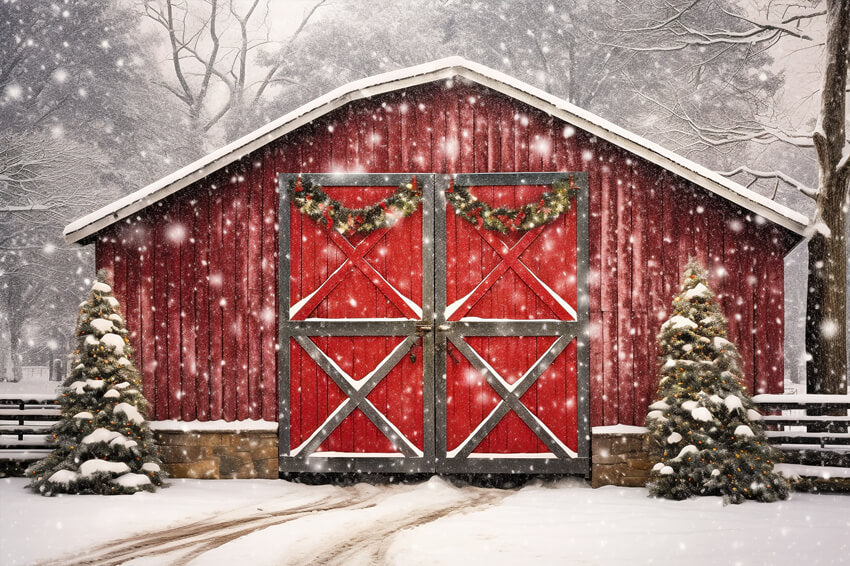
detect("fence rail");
top-left (0, 395), bottom-right (60, 461)
top-left (751, 394), bottom-right (850, 475)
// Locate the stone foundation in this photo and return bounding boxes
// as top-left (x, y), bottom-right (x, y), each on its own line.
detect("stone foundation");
top-left (153, 430), bottom-right (278, 479)
top-left (591, 427), bottom-right (652, 488)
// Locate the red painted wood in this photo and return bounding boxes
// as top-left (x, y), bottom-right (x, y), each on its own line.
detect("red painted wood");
top-left (138, 216), bottom-right (156, 409)
top-left (261, 148), bottom-right (278, 420)
top-left (208, 189), bottom-right (224, 420)
top-left (616, 153), bottom-right (634, 425)
top-left (600, 156), bottom-right (619, 425)
top-left (194, 189), bottom-right (210, 420)
top-left (165, 210), bottom-right (182, 420)
top-left (93, 81), bottom-right (795, 429)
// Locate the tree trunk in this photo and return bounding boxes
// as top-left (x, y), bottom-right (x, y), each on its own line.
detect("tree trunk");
top-left (7, 319), bottom-right (23, 383)
top-left (806, 0), bottom-right (849, 396)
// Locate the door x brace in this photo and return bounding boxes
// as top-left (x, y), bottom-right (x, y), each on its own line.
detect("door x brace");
top-left (290, 335), bottom-right (423, 458)
top-left (447, 225), bottom-right (577, 321)
top-left (290, 227), bottom-right (421, 320)
top-left (445, 332), bottom-right (577, 459)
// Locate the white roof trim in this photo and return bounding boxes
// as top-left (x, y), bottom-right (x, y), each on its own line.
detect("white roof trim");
top-left (64, 56), bottom-right (808, 242)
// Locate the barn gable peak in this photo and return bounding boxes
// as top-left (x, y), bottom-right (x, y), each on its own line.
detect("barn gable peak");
top-left (64, 56), bottom-right (808, 242)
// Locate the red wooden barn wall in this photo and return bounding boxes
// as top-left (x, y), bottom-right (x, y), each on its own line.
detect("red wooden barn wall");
top-left (94, 80), bottom-right (794, 426)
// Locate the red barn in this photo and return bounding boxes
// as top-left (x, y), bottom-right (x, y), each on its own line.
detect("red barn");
top-left (64, 58), bottom-right (807, 480)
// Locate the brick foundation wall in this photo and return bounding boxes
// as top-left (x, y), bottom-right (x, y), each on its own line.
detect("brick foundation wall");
top-left (154, 430), bottom-right (278, 479)
top-left (591, 430), bottom-right (652, 488)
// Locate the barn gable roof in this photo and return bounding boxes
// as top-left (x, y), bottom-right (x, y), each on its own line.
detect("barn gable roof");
top-left (64, 57), bottom-right (809, 242)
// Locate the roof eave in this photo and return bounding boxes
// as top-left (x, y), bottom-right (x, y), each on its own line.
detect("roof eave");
top-left (64, 57), bottom-right (808, 243)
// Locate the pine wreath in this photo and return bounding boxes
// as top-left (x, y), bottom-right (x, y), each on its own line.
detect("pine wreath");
top-left (446, 176), bottom-right (579, 233)
top-left (290, 176), bottom-right (422, 234)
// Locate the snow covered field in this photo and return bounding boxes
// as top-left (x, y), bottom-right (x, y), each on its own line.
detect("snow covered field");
top-left (1, 476), bottom-right (848, 566)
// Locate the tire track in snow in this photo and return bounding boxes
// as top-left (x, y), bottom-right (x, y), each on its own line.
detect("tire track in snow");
top-left (38, 482), bottom-right (513, 566)
top-left (39, 485), bottom-right (377, 566)
top-left (312, 488), bottom-right (508, 565)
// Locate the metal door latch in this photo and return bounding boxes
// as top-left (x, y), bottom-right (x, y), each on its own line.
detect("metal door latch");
top-left (415, 322), bottom-right (433, 337)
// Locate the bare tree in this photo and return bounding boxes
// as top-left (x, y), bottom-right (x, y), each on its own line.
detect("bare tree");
top-left (0, 133), bottom-right (96, 381)
top-left (140, 0), bottom-right (327, 138)
top-left (603, 0), bottom-right (847, 394)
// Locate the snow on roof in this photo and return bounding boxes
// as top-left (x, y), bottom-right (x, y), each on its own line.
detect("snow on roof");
top-left (63, 57), bottom-right (809, 243)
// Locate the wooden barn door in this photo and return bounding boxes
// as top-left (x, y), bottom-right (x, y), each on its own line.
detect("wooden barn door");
top-left (279, 173), bottom-right (435, 473)
top-left (436, 173), bottom-right (589, 474)
top-left (279, 172), bottom-right (588, 475)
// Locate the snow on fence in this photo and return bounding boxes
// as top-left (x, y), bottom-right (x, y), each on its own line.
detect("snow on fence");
top-left (751, 394), bottom-right (850, 479)
top-left (0, 395), bottom-right (60, 461)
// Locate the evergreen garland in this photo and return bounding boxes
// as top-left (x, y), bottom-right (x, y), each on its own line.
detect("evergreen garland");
top-left (446, 176), bottom-right (578, 233)
top-left (646, 260), bottom-right (788, 504)
top-left (290, 176), bottom-right (422, 234)
top-left (27, 271), bottom-right (166, 496)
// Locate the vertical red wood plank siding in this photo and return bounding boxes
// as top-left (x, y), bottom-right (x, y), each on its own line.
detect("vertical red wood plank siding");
top-left (180, 198), bottom-right (197, 420)
top-left (208, 189), bottom-right (224, 420)
top-left (93, 82), bottom-right (793, 426)
top-left (138, 217), bottom-right (156, 407)
top-left (615, 153), bottom-right (634, 425)
top-left (194, 190), bottom-right (210, 420)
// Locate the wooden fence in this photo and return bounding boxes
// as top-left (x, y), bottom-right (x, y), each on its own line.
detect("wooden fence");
top-left (0, 395), bottom-right (61, 461)
top-left (752, 394), bottom-right (850, 479)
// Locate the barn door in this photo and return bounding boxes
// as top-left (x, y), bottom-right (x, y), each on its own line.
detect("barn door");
top-left (279, 173), bottom-right (435, 473)
top-left (279, 172), bottom-right (588, 475)
top-left (435, 173), bottom-right (589, 474)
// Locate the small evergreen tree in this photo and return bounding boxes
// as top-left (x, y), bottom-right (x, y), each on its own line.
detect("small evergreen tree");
top-left (27, 271), bottom-right (166, 495)
top-left (646, 260), bottom-right (788, 504)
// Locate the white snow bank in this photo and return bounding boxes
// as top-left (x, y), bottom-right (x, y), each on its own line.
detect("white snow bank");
top-left (663, 315), bottom-right (698, 330)
top-left (2, 477), bottom-right (850, 566)
top-left (775, 464), bottom-right (850, 480)
top-left (752, 394), bottom-right (850, 404)
top-left (667, 432), bottom-right (682, 444)
top-left (99, 333), bottom-right (125, 354)
top-left (747, 408), bottom-right (763, 421)
top-left (683, 283), bottom-right (710, 300)
top-left (675, 445), bottom-right (698, 460)
top-left (141, 462), bottom-right (161, 473)
top-left (148, 419), bottom-right (279, 432)
top-left (92, 282), bottom-right (112, 293)
top-left (691, 406), bottom-right (713, 422)
top-left (46, 470), bottom-right (79, 486)
top-left (0, 478), bottom-right (344, 566)
top-left (89, 318), bottom-right (114, 334)
top-left (591, 425), bottom-right (648, 435)
top-left (724, 395), bottom-right (743, 412)
top-left (81, 428), bottom-right (122, 445)
top-left (112, 473), bottom-right (151, 488)
top-left (114, 403), bottom-right (144, 425)
top-left (79, 459), bottom-right (130, 477)
top-left (0, 391), bottom-right (57, 402)
top-left (734, 425), bottom-right (755, 438)
top-left (73, 411), bottom-right (93, 420)
top-left (104, 389), bottom-right (120, 399)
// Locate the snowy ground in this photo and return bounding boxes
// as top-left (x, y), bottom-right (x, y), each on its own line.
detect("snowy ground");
top-left (1, 477), bottom-right (848, 566)
top-left (0, 374), bottom-right (60, 397)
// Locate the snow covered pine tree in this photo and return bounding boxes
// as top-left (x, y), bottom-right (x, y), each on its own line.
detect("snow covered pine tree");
top-left (646, 260), bottom-right (788, 503)
top-left (27, 271), bottom-right (166, 495)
